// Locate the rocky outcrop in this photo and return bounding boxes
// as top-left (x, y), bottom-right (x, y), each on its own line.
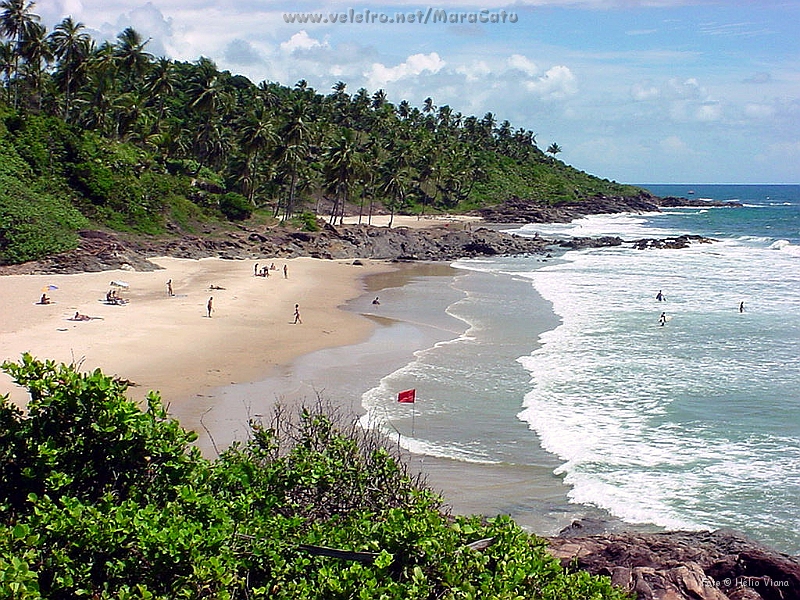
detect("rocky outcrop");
top-left (473, 193), bottom-right (662, 223)
top-left (473, 193), bottom-right (740, 223)
top-left (548, 525), bottom-right (800, 600)
top-left (0, 223), bottom-right (553, 275)
top-left (630, 234), bottom-right (715, 250)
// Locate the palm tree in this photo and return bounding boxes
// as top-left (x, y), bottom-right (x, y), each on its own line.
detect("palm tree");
top-left (481, 112), bottom-right (497, 141)
top-left (380, 162), bottom-right (411, 228)
top-left (256, 80), bottom-right (280, 110)
top-left (323, 128), bottom-right (359, 225)
top-left (274, 100), bottom-right (312, 219)
top-left (396, 99), bottom-right (410, 120)
top-left (18, 20), bottom-right (50, 109)
top-left (358, 140), bottom-right (382, 224)
top-left (371, 88), bottom-right (387, 110)
top-left (114, 26), bottom-right (152, 91)
top-left (546, 142), bottom-right (562, 160)
top-left (48, 16), bottom-right (90, 121)
top-left (143, 57), bottom-right (175, 132)
top-left (0, 0), bottom-right (39, 107)
top-left (238, 107), bottom-right (277, 204)
top-left (187, 56), bottom-right (230, 169)
top-left (0, 39), bottom-right (15, 102)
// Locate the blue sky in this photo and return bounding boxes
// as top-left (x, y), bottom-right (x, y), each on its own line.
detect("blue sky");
top-left (41, 0), bottom-right (800, 184)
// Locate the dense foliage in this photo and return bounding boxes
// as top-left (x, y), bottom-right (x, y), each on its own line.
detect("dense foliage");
top-left (0, 355), bottom-right (632, 599)
top-left (0, 0), bottom-right (643, 264)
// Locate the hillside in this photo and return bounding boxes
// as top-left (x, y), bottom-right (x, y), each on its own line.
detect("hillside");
top-left (0, 17), bottom-right (646, 266)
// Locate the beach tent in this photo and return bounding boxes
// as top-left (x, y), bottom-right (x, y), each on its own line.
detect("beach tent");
top-left (110, 280), bottom-right (129, 288)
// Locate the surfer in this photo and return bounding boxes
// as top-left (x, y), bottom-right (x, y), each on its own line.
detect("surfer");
top-left (656, 290), bottom-right (665, 301)
top-left (659, 312), bottom-right (667, 327)
top-left (739, 301), bottom-right (745, 313)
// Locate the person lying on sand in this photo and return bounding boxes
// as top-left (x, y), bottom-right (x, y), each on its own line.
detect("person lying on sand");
top-left (70, 311), bottom-right (103, 321)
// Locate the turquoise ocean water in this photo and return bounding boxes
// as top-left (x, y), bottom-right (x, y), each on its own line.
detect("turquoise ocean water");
top-left (358, 184), bottom-right (800, 554)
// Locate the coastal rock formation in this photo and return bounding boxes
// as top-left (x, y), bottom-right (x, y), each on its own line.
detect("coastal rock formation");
top-left (474, 193), bottom-right (741, 223)
top-left (0, 223), bottom-right (553, 275)
top-left (630, 234), bottom-right (715, 250)
top-left (548, 526), bottom-right (800, 600)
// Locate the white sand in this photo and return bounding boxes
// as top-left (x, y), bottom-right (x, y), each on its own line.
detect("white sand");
top-left (0, 257), bottom-right (396, 408)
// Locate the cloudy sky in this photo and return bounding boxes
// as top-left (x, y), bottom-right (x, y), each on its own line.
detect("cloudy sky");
top-left (40, 0), bottom-right (799, 184)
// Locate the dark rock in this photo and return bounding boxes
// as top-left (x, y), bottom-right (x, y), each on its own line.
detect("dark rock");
top-left (547, 529), bottom-right (800, 600)
top-left (658, 196), bottom-right (742, 208)
top-left (473, 193), bottom-right (662, 224)
top-left (630, 235), bottom-right (715, 249)
top-left (473, 193), bottom-right (740, 224)
top-left (559, 236), bottom-right (624, 249)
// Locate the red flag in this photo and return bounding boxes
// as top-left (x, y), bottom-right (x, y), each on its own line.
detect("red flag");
top-left (397, 389), bottom-right (416, 403)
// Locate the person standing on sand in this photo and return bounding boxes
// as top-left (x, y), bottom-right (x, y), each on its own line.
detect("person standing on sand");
top-left (254, 263), bottom-right (258, 276)
top-left (293, 303), bottom-right (302, 324)
top-left (167, 279), bottom-right (174, 296)
top-left (284, 264), bottom-right (288, 279)
top-left (207, 297), bottom-right (213, 318)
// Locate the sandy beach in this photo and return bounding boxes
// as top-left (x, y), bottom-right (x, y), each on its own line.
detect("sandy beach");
top-left (0, 255), bottom-right (398, 409)
top-left (0, 215), bottom-right (596, 537)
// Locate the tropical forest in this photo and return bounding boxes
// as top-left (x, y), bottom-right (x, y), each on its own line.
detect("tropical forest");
top-left (0, 0), bottom-right (642, 265)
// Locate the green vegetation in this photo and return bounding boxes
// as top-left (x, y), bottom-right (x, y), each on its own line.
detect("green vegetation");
top-left (0, 355), bottom-right (633, 599)
top-left (0, 0), bottom-right (644, 265)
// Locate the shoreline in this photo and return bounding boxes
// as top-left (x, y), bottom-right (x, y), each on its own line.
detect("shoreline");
top-left (0, 246), bottom-right (626, 540)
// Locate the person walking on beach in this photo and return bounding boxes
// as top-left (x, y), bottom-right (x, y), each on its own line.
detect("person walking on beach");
top-left (207, 297), bottom-right (213, 318)
top-left (293, 303), bottom-right (302, 324)
top-left (659, 311), bottom-right (667, 326)
top-left (254, 263), bottom-right (259, 276)
top-left (283, 264), bottom-right (288, 279)
top-left (656, 290), bottom-right (664, 301)
top-left (167, 279), bottom-right (174, 296)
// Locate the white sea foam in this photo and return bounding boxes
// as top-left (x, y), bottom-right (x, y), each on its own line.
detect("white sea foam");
top-left (513, 208), bottom-right (800, 548)
top-left (359, 191), bottom-right (800, 553)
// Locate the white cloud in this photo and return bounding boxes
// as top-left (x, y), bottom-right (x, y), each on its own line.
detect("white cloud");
top-left (455, 60), bottom-right (493, 82)
top-left (524, 65), bottom-right (577, 100)
top-left (631, 81), bottom-right (660, 101)
top-left (507, 54), bottom-right (538, 77)
top-left (668, 77), bottom-right (706, 99)
top-left (366, 53), bottom-right (445, 88)
top-left (280, 31), bottom-right (325, 53)
top-left (695, 102), bottom-right (721, 121)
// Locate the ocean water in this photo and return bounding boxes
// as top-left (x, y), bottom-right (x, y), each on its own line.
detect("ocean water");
top-left (359, 184), bottom-right (800, 554)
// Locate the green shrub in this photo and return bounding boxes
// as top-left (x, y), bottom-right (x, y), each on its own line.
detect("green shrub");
top-left (219, 192), bottom-right (252, 221)
top-left (0, 357), bottom-right (631, 600)
top-left (0, 178), bottom-right (88, 264)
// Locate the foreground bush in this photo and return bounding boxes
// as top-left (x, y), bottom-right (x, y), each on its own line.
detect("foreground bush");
top-left (0, 355), bottom-right (630, 599)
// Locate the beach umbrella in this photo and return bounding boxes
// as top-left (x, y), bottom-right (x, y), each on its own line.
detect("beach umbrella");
top-left (110, 280), bottom-right (129, 288)
top-left (41, 284), bottom-right (58, 291)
